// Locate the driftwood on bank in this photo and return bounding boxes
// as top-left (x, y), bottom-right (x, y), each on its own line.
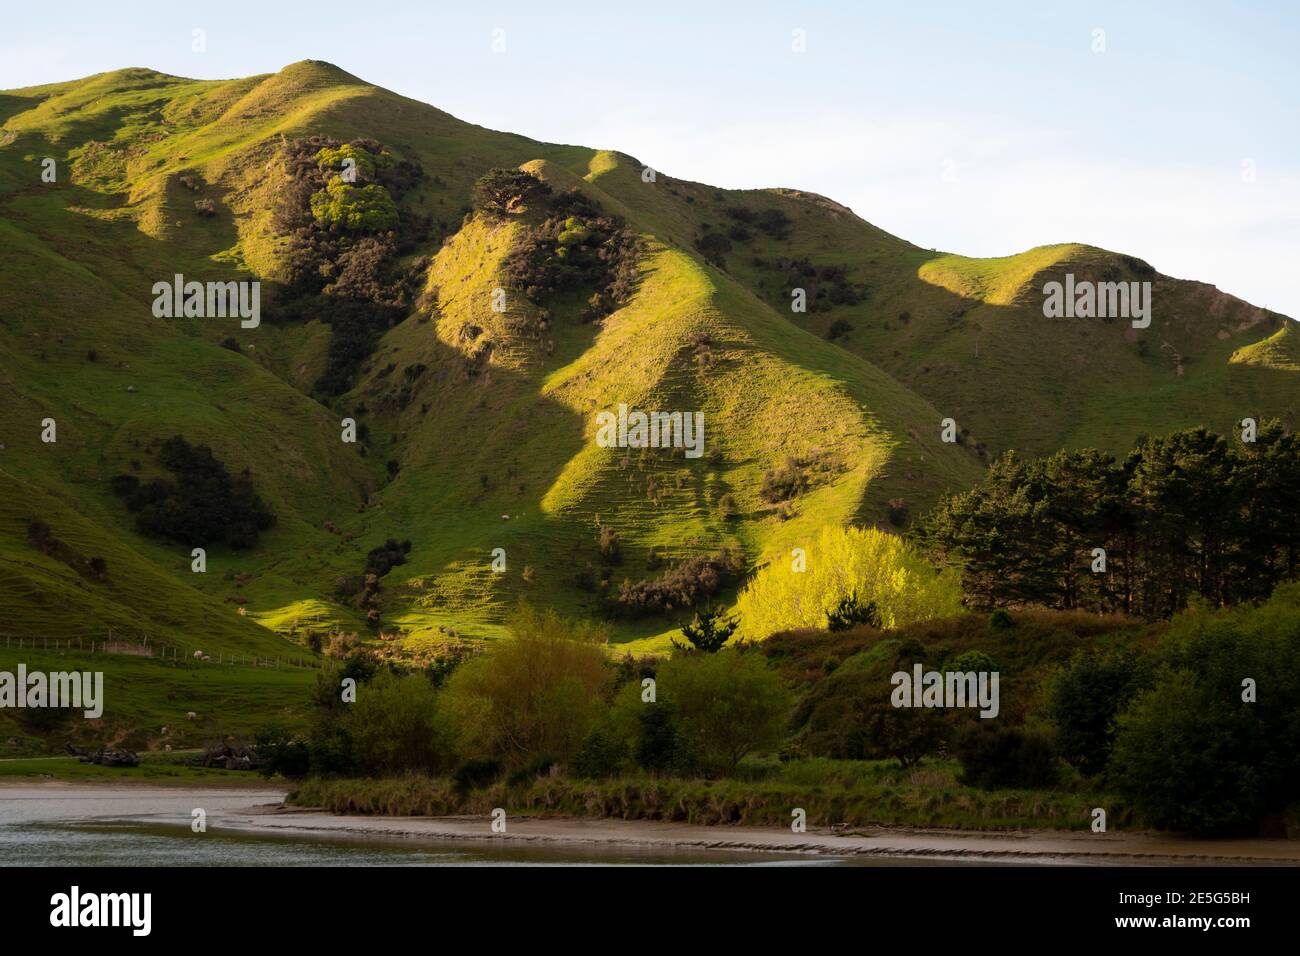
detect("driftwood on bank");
top-left (65, 743), bottom-right (140, 767)
top-left (198, 742), bottom-right (260, 771)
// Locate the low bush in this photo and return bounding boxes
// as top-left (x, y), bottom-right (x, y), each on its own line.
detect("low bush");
top-left (956, 724), bottom-right (1059, 790)
top-left (615, 548), bottom-right (744, 616)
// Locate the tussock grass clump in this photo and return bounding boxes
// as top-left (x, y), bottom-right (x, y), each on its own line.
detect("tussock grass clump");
top-left (289, 760), bottom-right (1120, 831)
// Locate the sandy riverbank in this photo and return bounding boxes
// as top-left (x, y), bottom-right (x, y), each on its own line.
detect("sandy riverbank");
top-left (222, 801), bottom-right (1300, 865)
top-left (4, 783), bottom-right (1298, 865)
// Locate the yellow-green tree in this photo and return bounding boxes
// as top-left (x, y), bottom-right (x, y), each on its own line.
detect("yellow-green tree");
top-left (314, 143), bottom-right (379, 181)
top-left (309, 178), bottom-right (398, 231)
top-left (734, 525), bottom-right (961, 639)
top-left (441, 603), bottom-right (612, 767)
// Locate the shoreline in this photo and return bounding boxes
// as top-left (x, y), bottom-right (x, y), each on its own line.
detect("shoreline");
top-left (5, 782), bottom-right (1299, 864)
top-left (216, 806), bottom-right (1300, 865)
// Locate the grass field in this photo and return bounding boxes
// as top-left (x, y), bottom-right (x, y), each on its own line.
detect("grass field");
top-left (0, 749), bottom-right (283, 786)
top-left (0, 647), bottom-right (316, 755)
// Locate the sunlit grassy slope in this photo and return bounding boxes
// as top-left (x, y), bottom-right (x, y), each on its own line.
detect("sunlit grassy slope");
top-left (0, 60), bottom-right (1292, 668)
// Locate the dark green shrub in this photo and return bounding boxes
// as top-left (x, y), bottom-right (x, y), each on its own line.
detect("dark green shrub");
top-left (827, 319), bottom-right (854, 340)
top-left (255, 725), bottom-right (311, 779)
top-left (472, 168), bottom-right (550, 217)
top-left (943, 649), bottom-right (1000, 674)
top-left (1047, 651), bottom-right (1142, 777)
top-left (956, 724), bottom-right (1059, 790)
top-left (754, 208), bottom-right (791, 239)
top-left (674, 605), bottom-right (738, 653)
top-left (507, 753), bottom-right (562, 787)
top-left (1108, 585), bottom-right (1300, 833)
top-left (697, 231), bottom-right (732, 266)
top-left (365, 537), bottom-right (411, 576)
top-left (635, 705), bottom-right (690, 774)
top-left (825, 593), bottom-right (880, 631)
top-left (655, 650), bottom-right (793, 775)
top-left (339, 672), bottom-right (450, 777)
top-left (573, 727), bottom-right (629, 778)
top-left (454, 757), bottom-right (503, 791)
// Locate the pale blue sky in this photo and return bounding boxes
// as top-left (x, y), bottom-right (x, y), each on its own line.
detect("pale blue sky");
top-left (3, 1), bottom-right (1297, 316)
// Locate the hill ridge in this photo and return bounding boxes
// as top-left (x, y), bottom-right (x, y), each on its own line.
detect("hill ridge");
top-left (0, 62), bottom-right (1293, 656)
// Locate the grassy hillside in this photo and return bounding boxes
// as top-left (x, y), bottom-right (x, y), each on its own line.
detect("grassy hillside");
top-left (0, 645), bottom-right (315, 755)
top-left (0, 59), bottom-right (1293, 681)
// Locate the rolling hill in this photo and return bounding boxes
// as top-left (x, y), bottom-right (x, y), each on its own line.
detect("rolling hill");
top-left (0, 59), bottom-right (1294, 667)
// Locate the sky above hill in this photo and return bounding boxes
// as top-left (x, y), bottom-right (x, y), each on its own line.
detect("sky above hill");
top-left (3, 0), bottom-right (1297, 317)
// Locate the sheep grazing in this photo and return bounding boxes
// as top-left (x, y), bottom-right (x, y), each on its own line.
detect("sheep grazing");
top-left (193, 650), bottom-right (204, 659)
top-left (186, 711), bottom-right (197, 721)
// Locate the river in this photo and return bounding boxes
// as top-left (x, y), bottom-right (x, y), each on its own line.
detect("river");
top-left (0, 786), bottom-right (842, 866)
top-left (4, 785), bottom-right (1295, 866)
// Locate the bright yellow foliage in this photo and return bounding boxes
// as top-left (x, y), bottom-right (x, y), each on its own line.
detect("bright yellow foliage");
top-left (734, 525), bottom-right (961, 639)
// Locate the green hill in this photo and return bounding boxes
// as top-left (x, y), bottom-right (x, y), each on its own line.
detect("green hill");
top-left (0, 59), bottom-right (1293, 675)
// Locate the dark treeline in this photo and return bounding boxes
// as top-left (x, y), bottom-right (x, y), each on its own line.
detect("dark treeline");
top-left (924, 421), bottom-right (1300, 618)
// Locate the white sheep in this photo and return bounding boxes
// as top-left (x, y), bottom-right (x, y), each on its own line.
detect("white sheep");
top-left (193, 650), bottom-right (204, 659)
top-left (186, 711), bottom-right (197, 721)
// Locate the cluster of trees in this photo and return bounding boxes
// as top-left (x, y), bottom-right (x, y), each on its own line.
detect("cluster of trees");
top-left (274, 136), bottom-right (430, 280)
top-left (309, 179), bottom-right (399, 232)
top-left (270, 136), bottom-right (431, 396)
top-left (255, 554), bottom-right (1300, 835)
top-left (733, 525), bottom-right (962, 639)
top-left (724, 205), bottom-right (791, 240)
top-left (791, 635), bottom-right (986, 770)
top-left (110, 436), bottom-right (275, 549)
top-left (775, 257), bottom-right (868, 311)
top-left (258, 604), bottom-right (791, 782)
top-left (471, 167), bottom-right (551, 217)
top-left (1062, 584), bottom-right (1300, 832)
top-left (497, 183), bottom-right (642, 323)
top-left (923, 423), bottom-right (1300, 618)
top-left (783, 581), bottom-right (1300, 833)
top-left (697, 206), bottom-right (793, 269)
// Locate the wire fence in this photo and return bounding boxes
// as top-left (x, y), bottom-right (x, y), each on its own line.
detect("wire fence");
top-left (0, 632), bottom-right (320, 670)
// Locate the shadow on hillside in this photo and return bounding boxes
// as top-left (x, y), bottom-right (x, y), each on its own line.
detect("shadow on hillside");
top-left (0, 94), bottom-right (35, 127)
